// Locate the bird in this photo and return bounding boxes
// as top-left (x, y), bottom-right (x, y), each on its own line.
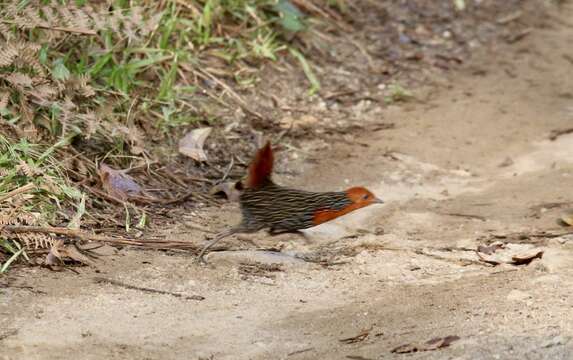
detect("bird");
top-left (197, 141), bottom-right (383, 263)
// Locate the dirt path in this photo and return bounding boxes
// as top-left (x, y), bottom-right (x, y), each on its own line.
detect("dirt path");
top-left (2, 3), bottom-right (573, 360)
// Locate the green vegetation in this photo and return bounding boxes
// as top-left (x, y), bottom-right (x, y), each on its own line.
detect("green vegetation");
top-left (0, 0), bottom-right (331, 270)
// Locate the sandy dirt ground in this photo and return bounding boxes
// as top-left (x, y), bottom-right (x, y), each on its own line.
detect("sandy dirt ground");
top-left (2, 2), bottom-right (573, 360)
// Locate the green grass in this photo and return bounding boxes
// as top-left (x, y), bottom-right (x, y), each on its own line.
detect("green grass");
top-left (0, 0), bottom-right (326, 269)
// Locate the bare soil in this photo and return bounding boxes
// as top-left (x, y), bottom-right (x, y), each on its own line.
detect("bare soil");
top-left (2, 2), bottom-right (573, 360)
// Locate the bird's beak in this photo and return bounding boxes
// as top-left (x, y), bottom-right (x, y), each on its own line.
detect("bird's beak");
top-left (373, 197), bottom-right (384, 204)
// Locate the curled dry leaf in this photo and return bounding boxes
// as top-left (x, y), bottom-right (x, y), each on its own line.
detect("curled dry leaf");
top-left (558, 209), bottom-right (573, 227)
top-left (98, 163), bottom-right (142, 201)
top-left (178, 127), bottom-right (212, 162)
top-left (477, 242), bottom-right (543, 266)
top-left (210, 181), bottom-right (242, 202)
top-left (45, 239), bottom-right (96, 267)
top-left (391, 335), bottom-right (460, 354)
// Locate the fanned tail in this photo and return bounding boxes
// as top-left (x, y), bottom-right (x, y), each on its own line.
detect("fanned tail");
top-left (246, 141), bottom-right (274, 189)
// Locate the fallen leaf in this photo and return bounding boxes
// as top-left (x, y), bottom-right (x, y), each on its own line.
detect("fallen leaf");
top-left (178, 127), bottom-right (212, 162)
top-left (210, 181), bottom-right (242, 202)
top-left (98, 163), bottom-right (142, 201)
top-left (477, 242), bottom-right (543, 266)
top-left (511, 248), bottom-right (543, 265)
top-left (559, 209), bottom-right (573, 226)
top-left (45, 240), bottom-right (96, 267)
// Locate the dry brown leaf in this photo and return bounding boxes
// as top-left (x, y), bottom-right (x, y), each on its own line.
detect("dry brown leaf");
top-left (477, 243), bottom-right (543, 266)
top-left (98, 163), bottom-right (142, 201)
top-left (178, 127), bottom-right (212, 162)
top-left (559, 209), bottom-right (573, 227)
top-left (511, 248), bottom-right (544, 265)
top-left (45, 239), bottom-right (96, 267)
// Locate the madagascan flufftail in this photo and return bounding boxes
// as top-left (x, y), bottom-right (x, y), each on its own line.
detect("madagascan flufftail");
top-left (197, 142), bottom-right (384, 263)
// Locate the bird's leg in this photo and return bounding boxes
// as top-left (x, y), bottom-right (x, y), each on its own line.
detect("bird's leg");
top-left (196, 228), bottom-right (238, 264)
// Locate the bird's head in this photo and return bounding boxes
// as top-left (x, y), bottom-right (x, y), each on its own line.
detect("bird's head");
top-left (312, 186), bottom-right (384, 226)
top-left (345, 187), bottom-right (384, 208)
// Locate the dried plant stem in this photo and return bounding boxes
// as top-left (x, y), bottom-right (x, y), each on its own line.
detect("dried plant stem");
top-left (1, 225), bottom-right (225, 253)
top-left (0, 183), bottom-right (36, 203)
top-left (0, 20), bottom-right (97, 35)
top-left (93, 277), bottom-right (205, 301)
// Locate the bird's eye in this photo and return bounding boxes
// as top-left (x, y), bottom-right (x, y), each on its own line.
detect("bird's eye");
top-left (362, 194), bottom-right (369, 200)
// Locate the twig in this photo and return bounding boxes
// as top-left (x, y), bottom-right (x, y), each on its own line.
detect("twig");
top-left (161, 190), bottom-right (195, 205)
top-left (0, 20), bottom-right (96, 35)
top-left (506, 28), bottom-right (532, 44)
top-left (287, 347), bottom-right (315, 356)
top-left (440, 212), bottom-right (486, 221)
top-left (497, 11), bottom-right (523, 24)
top-left (195, 68), bottom-right (265, 120)
top-left (220, 157), bottom-right (234, 183)
top-left (488, 231), bottom-right (573, 240)
top-left (0, 329), bottom-right (18, 341)
top-left (81, 185), bottom-right (129, 206)
top-left (93, 277), bottom-right (204, 301)
top-left (413, 249), bottom-right (489, 267)
top-left (3, 225), bottom-right (133, 242)
top-left (1, 225), bottom-right (236, 253)
top-left (339, 327), bottom-right (372, 344)
top-left (549, 127), bottom-right (573, 141)
top-left (0, 183), bottom-right (35, 203)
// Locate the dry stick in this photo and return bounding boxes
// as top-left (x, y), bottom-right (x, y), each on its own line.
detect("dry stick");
top-left (440, 212), bottom-right (487, 221)
top-left (0, 183), bottom-right (36, 203)
top-left (1, 225), bottom-right (260, 253)
top-left (2, 225), bottom-right (203, 252)
top-left (194, 68), bottom-right (265, 120)
top-left (93, 277), bottom-right (204, 301)
top-left (82, 185), bottom-right (129, 206)
top-left (287, 348), bottom-right (315, 357)
top-left (0, 20), bottom-right (97, 35)
top-left (549, 127), bottom-right (573, 141)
